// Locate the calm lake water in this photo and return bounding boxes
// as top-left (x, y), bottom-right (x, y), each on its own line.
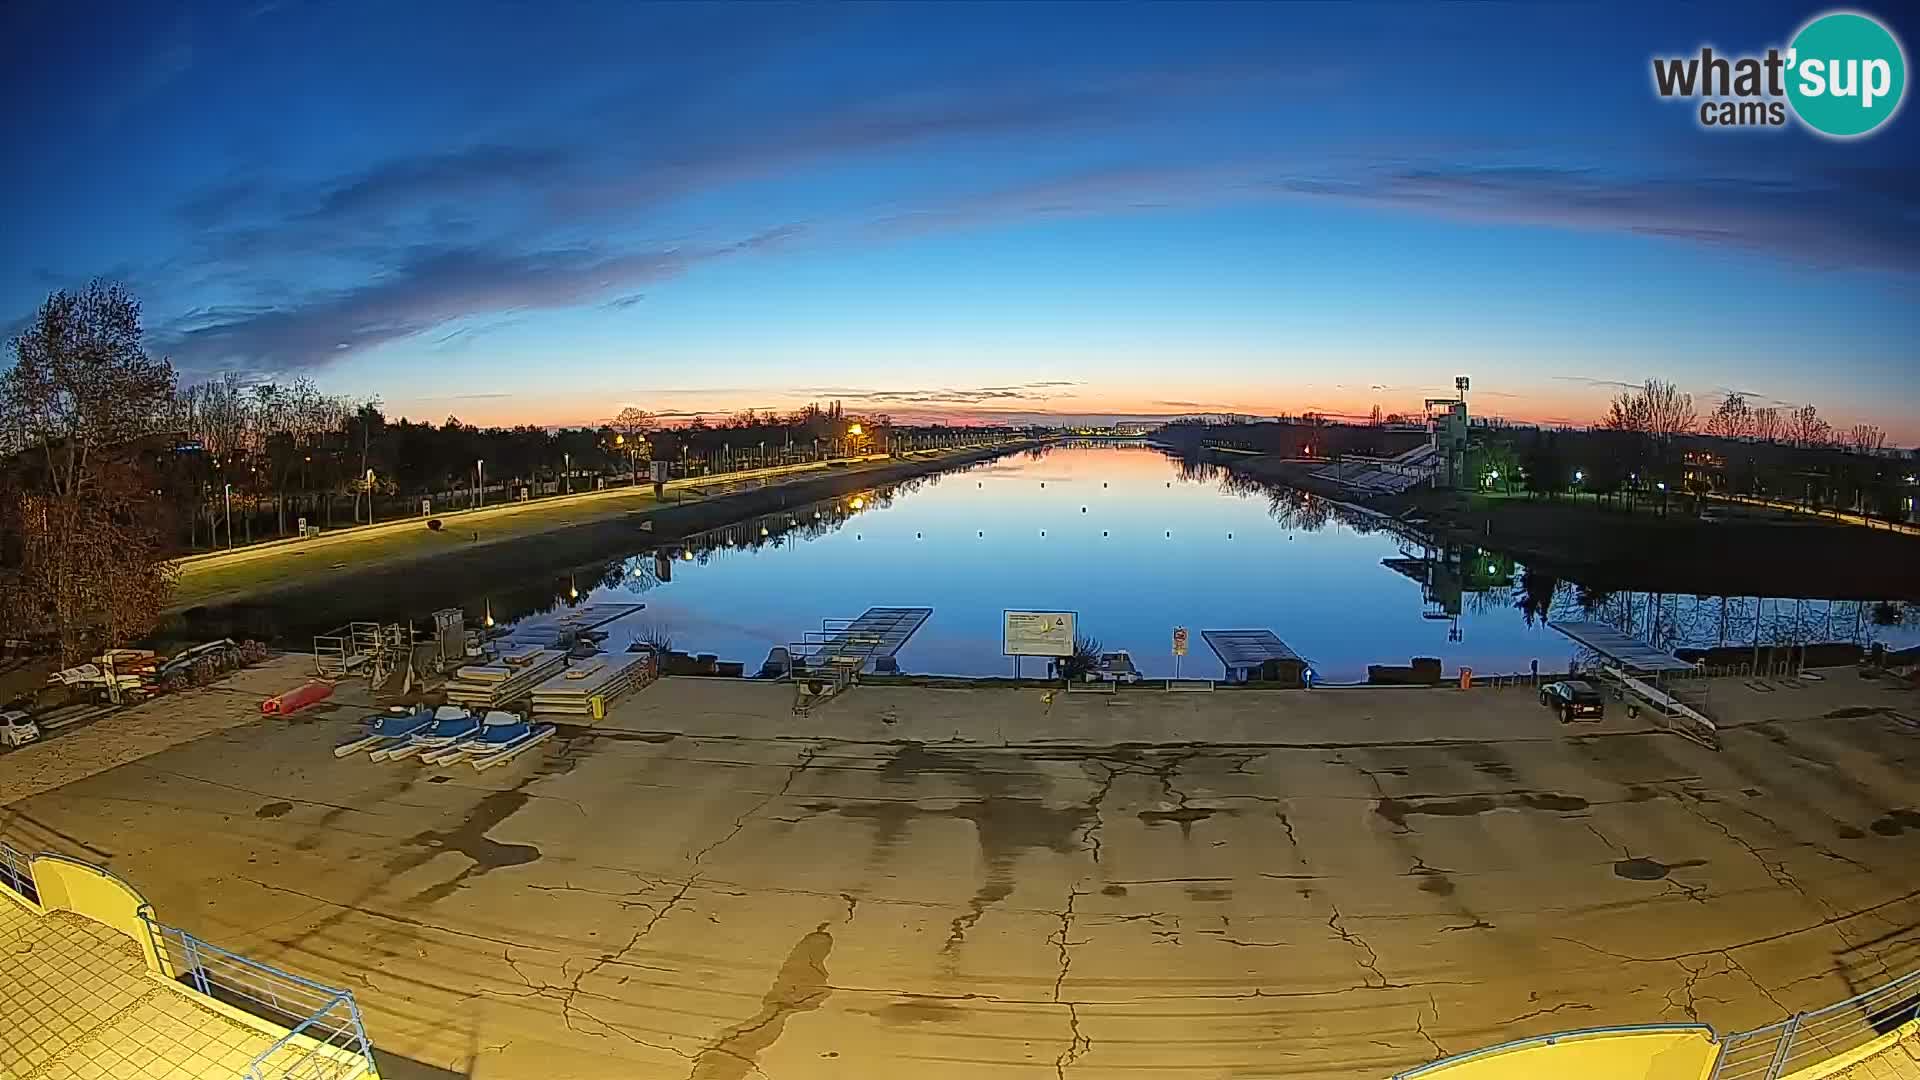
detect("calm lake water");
top-left (500, 443), bottom-right (1915, 682)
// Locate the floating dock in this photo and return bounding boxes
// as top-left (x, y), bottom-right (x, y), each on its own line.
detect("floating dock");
top-left (494, 603), bottom-right (647, 650)
top-left (794, 607), bottom-right (933, 673)
top-left (1549, 621), bottom-right (1695, 675)
top-left (1201, 630), bottom-right (1310, 686)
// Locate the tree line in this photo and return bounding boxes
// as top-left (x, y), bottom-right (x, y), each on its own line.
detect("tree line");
top-left (0, 282), bottom-right (1017, 660)
top-left (1605, 379), bottom-right (1888, 455)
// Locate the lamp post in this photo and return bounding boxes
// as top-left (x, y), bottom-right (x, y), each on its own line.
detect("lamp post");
top-left (224, 482), bottom-right (233, 548)
top-left (564, 452), bottom-right (570, 495)
top-left (477, 459), bottom-right (484, 509)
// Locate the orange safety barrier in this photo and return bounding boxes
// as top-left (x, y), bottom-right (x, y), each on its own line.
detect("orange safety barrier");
top-left (261, 680), bottom-right (333, 715)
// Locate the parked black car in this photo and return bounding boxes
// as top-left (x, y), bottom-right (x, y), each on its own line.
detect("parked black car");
top-left (1540, 679), bottom-right (1605, 722)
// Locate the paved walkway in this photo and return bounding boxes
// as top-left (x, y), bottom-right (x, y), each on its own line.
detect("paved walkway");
top-left (4, 668), bottom-right (1917, 1078)
top-left (0, 900), bottom-right (281, 1080)
top-left (0, 655), bottom-right (316, 808)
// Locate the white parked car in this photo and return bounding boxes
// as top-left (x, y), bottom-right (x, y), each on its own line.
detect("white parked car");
top-left (1, 710), bottom-right (40, 748)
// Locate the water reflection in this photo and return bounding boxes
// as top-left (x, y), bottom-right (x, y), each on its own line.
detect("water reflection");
top-left (473, 444), bottom-right (1917, 680)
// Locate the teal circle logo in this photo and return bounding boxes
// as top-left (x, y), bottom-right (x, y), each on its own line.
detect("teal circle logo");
top-left (1787, 11), bottom-right (1906, 137)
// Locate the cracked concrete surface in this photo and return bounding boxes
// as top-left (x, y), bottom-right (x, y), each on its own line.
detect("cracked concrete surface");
top-left (4, 670), bottom-right (1920, 1078)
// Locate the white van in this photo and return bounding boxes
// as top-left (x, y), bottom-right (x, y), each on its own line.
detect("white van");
top-left (0, 711), bottom-right (40, 748)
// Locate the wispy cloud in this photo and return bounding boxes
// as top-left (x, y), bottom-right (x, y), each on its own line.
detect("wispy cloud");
top-left (160, 225), bottom-right (802, 375)
top-left (790, 381), bottom-right (1081, 407)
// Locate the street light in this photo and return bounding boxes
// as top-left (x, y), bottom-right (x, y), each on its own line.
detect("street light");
top-left (564, 452), bottom-right (570, 495)
top-left (477, 459), bottom-right (484, 508)
top-left (365, 468), bottom-right (376, 524)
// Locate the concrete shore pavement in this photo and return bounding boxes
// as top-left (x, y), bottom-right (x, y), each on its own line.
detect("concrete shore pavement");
top-left (4, 667), bottom-right (1919, 1078)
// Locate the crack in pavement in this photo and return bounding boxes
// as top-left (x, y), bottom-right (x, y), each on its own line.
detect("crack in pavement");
top-left (1413, 994), bottom-right (1446, 1061)
top-left (1049, 885), bottom-right (1091, 1078)
top-left (1496, 999), bottom-right (1597, 1028)
top-left (552, 748), bottom-right (818, 1045)
top-left (1080, 764), bottom-right (1119, 864)
top-left (1326, 902), bottom-right (1389, 989)
top-left (1665, 957), bottom-right (1709, 1020)
top-left (1552, 883), bottom-right (1920, 965)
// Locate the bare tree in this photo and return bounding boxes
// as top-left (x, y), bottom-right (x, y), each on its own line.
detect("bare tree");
top-left (1845, 423), bottom-right (1885, 455)
top-left (609, 406), bottom-right (654, 483)
top-left (1785, 404), bottom-right (1832, 448)
top-left (1705, 391), bottom-right (1752, 440)
top-left (1750, 406), bottom-right (1782, 443)
top-left (1603, 379), bottom-right (1696, 438)
top-left (0, 282), bottom-right (179, 661)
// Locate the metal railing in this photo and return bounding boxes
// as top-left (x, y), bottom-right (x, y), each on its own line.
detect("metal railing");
top-left (1710, 969), bottom-right (1920, 1079)
top-left (144, 915), bottom-right (376, 1080)
top-left (1393, 1023), bottom-right (1714, 1078)
top-left (0, 839), bottom-right (36, 904)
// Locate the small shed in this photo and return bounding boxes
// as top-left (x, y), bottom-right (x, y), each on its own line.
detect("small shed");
top-left (1201, 630), bottom-right (1310, 687)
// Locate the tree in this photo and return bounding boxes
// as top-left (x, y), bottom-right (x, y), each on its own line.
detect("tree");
top-left (1521, 433), bottom-right (1567, 498)
top-left (1603, 379), bottom-right (1696, 438)
top-left (0, 282), bottom-right (178, 661)
top-left (1846, 423), bottom-right (1885, 455)
top-left (1750, 407), bottom-right (1782, 443)
top-left (1705, 391), bottom-right (1752, 440)
top-left (609, 407), bottom-right (654, 483)
top-left (1785, 404), bottom-right (1832, 448)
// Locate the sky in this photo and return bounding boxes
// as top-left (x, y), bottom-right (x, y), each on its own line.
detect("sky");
top-left (3, 1), bottom-right (1916, 439)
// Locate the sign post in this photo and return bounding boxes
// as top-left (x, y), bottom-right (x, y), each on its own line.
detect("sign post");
top-left (1004, 610), bottom-right (1076, 681)
top-left (1172, 626), bottom-right (1189, 680)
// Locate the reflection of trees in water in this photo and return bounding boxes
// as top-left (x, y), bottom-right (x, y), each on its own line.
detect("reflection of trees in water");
top-left (1544, 586), bottom-right (1899, 651)
top-left (1514, 569), bottom-right (1558, 627)
top-left (490, 481), bottom-right (924, 626)
top-left (1178, 453), bottom-right (1379, 536)
top-left (1266, 487), bottom-right (1337, 533)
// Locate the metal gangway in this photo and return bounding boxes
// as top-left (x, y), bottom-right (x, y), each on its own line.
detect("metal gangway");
top-left (784, 607), bottom-right (932, 711)
top-left (1551, 621), bottom-right (1719, 748)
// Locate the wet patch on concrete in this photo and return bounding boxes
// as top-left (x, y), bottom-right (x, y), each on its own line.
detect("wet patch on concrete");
top-left (1613, 857), bottom-right (1707, 881)
top-left (801, 794), bottom-right (1090, 954)
top-left (391, 787), bottom-right (543, 905)
top-left (876, 997), bottom-right (970, 1025)
top-left (1445, 743), bottom-right (1517, 782)
top-left (299, 776), bottom-right (418, 850)
top-left (1185, 886), bottom-right (1232, 902)
top-left (943, 881), bottom-right (1013, 954)
top-left (254, 801), bottom-right (294, 819)
top-left (1374, 791), bottom-right (1590, 830)
top-left (1137, 806), bottom-right (1225, 829)
top-left (879, 742), bottom-right (1043, 799)
top-left (560, 728), bottom-right (679, 745)
top-left (689, 923), bottom-right (834, 1079)
top-left (1417, 873), bottom-right (1457, 896)
top-left (1101, 884), bottom-right (1128, 897)
top-left (1869, 809), bottom-right (1920, 837)
top-left (1838, 824), bottom-right (1868, 839)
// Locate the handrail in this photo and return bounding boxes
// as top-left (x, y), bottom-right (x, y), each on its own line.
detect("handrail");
top-left (1392, 1023), bottom-right (1715, 1077)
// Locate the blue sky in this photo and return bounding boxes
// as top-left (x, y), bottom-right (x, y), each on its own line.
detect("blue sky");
top-left (3, 1), bottom-right (1916, 437)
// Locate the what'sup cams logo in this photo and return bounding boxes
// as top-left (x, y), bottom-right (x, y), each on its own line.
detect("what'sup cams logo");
top-left (1652, 10), bottom-right (1906, 137)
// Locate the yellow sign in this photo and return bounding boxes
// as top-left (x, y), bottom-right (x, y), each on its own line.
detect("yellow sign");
top-left (1172, 627), bottom-right (1189, 656)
